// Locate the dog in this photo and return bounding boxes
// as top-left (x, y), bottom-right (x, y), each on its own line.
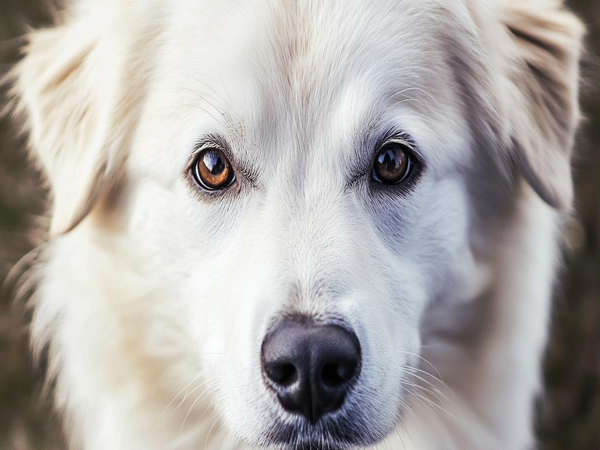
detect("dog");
top-left (6, 0), bottom-right (584, 448)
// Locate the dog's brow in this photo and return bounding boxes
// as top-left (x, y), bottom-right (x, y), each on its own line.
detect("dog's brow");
top-left (345, 123), bottom-right (381, 185)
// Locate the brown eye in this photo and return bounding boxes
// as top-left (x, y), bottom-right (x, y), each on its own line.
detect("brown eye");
top-left (192, 148), bottom-right (235, 190)
top-left (371, 142), bottom-right (412, 185)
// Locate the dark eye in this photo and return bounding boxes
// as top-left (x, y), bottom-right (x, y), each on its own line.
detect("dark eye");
top-left (371, 141), bottom-right (413, 185)
top-left (192, 148), bottom-right (235, 190)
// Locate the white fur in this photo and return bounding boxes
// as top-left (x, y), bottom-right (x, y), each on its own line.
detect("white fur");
top-left (8, 0), bottom-right (583, 449)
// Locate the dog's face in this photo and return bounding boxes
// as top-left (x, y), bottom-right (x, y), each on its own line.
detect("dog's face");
top-left (124, 1), bottom-right (481, 446)
top-left (12, 0), bottom-right (582, 448)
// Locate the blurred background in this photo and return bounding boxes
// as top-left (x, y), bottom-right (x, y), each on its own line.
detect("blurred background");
top-left (0, 0), bottom-right (599, 449)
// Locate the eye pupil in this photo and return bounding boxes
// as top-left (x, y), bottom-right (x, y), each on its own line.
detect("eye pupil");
top-left (204, 151), bottom-right (225, 175)
top-left (372, 143), bottom-right (411, 184)
top-left (193, 148), bottom-right (234, 190)
top-left (378, 149), bottom-right (400, 173)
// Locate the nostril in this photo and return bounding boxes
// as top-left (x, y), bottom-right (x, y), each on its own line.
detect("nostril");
top-left (321, 362), bottom-right (356, 386)
top-left (279, 364), bottom-right (297, 386)
top-left (265, 362), bottom-right (298, 387)
top-left (321, 363), bottom-right (343, 385)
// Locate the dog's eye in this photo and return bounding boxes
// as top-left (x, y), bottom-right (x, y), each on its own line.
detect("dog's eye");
top-left (192, 148), bottom-right (235, 190)
top-left (371, 142), bottom-right (413, 185)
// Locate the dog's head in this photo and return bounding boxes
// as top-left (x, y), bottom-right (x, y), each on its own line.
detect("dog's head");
top-left (10, 0), bottom-right (582, 448)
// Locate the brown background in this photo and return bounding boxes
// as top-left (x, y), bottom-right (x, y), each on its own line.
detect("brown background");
top-left (0, 1), bottom-right (599, 448)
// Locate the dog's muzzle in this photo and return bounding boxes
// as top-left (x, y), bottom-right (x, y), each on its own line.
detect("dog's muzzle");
top-left (261, 319), bottom-right (361, 424)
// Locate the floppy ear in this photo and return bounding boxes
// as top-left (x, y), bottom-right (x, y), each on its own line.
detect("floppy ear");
top-left (9, 11), bottom-right (129, 235)
top-left (501, 1), bottom-right (584, 210)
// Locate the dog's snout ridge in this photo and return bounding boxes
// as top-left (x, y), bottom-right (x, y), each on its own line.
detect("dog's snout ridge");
top-left (261, 319), bottom-right (361, 424)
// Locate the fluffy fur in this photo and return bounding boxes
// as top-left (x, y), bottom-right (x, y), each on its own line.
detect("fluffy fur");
top-left (7, 0), bottom-right (583, 449)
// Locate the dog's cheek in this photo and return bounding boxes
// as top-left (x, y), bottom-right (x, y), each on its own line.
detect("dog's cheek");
top-left (320, 229), bottom-right (430, 420)
top-left (361, 173), bottom-right (478, 304)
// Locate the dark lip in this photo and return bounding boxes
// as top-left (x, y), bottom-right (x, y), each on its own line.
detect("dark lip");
top-left (259, 407), bottom-right (386, 450)
top-left (262, 424), bottom-right (363, 450)
top-left (255, 373), bottom-right (410, 450)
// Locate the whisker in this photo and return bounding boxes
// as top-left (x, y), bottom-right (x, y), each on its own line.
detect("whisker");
top-left (155, 360), bottom-right (223, 430)
top-left (180, 373), bottom-right (220, 433)
top-left (184, 77), bottom-right (231, 112)
top-left (390, 86), bottom-right (441, 108)
top-left (382, 349), bottom-right (445, 383)
top-left (172, 364), bottom-right (224, 415)
top-left (173, 104), bottom-right (225, 125)
top-left (179, 87), bottom-right (228, 120)
top-left (203, 408), bottom-right (221, 450)
top-left (401, 378), bottom-right (457, 421)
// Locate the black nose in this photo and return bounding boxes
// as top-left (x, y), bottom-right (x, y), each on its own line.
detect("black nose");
top-left (261, 319), bottom-right (361, 424)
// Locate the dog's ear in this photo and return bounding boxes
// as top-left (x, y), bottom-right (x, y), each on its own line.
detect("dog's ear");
top-left (501, 1), bottom-right (584, 210)
top-left (9, 13), bottom-right (130, 235)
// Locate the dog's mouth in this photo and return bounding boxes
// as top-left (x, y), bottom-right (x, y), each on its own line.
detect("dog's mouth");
top-left (261, 411), bottom-right (380, 450)
top-left (255, 382), bottom-right (405, 450)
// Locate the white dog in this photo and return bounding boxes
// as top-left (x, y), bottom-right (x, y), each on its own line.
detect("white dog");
top-left (7, 0), bottom-right (583, 449)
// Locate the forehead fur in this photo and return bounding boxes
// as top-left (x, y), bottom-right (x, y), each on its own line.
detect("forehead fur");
top-left (141, 0), bottom-right (487, 177)
top-left (164, 0), bottom-right (482, 107)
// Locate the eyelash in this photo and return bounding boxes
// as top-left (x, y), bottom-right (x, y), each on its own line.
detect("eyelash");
top-left (347, 134), bottom-right (424, 187)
